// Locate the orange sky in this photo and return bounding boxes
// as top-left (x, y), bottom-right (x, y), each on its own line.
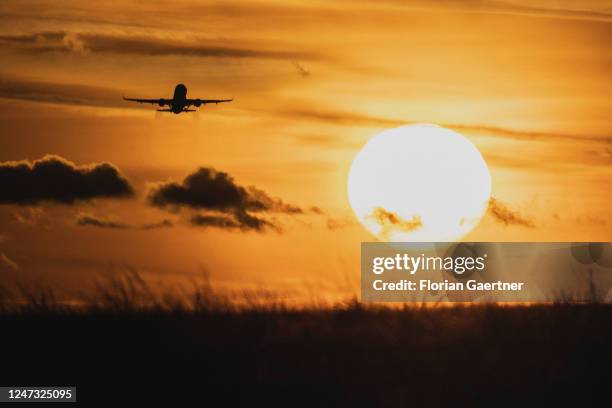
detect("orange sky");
top-left (0, 0), bottom-right (610, 302)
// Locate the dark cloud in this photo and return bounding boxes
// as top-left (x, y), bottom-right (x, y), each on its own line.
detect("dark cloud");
top-left (76, 214), bottom-right (173, 230)
top-left (148, 167), bottom-right (300, 214)
top-left (0, 155), bottom-right (133, 205)
top-left (488, 198), bottom-right (535, 228)
top-left (0, 31), bottom-right (318, 60)
top-left (149, 167), bottom-right (302, 232)
top-left (190, 212), bottom-right (279, 232)
top-left (76, 215), bottom-right (128, 229)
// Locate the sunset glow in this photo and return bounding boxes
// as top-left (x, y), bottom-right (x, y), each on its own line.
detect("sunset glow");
top-left (0, 0), bottom-right (610, 302)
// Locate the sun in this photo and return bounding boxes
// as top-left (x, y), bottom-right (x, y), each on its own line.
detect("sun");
top-left (347, 124), bottom-right (491, 242)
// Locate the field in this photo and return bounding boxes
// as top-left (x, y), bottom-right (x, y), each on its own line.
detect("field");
top-left (1, 286), bottom-right (610, 406)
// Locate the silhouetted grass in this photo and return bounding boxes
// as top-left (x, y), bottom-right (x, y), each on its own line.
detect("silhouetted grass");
top-left (0, 270), bottom-right (610, 406)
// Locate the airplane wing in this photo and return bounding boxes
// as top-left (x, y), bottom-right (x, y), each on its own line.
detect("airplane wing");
top-left (187, 98), bottom-right (233, 105)
top-left (123, 97), bottom-right (170, 106)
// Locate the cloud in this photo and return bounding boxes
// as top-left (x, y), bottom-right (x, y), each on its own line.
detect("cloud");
top-left (488, 198), bottom-right (535, 228)
top-left (190, 212), bottom-right (279, 232)
top-left (448, 123), bottom-right (612, 145)
top-left (148, 167), bottom-right (300, 213)
top-left (309, 206), bottom-right (325, 215)
top-left (1, 253), bottom-right (20, 271)
top-left (575, 215), bottom-right (607, 226)
top-left (265, 106), bottom-right (404, 128)
top-left (0, 31), bottom-right (319, 60)
top-left (326, 217), bottom-right (357, 231)
top-left (367, 207), bottom-right (423, 238)
top-left (265, 105), bottom-right (612, 145)
top-left (0, 75), bottom-right (123, 109)
top-left (0, 155), bottom-right (134, 205)
top-left (351, 0), bottom-right (612, 22)
top-left (148, 167), bottom-right (303, 232)
top-left (76, 214), bottom-right (173, 230)
top-left (76, 214), bottom-right (128, 229)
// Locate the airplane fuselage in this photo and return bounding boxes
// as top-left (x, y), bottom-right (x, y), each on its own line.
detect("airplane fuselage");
top-left (171, 83), bottom-right (188, 114)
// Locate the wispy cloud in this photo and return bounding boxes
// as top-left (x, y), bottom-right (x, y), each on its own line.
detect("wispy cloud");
top-left (0, 75), bottom-right (125, 108)
top-left (0, 30), bottom-right (320, 60)
top-left (190, 212), bottom-right (280, 233)
top-left (326, 217), bottom-right (357, 231)
top-left (76, 214), bottom-right (129, 229)
top-left (488, 197), bottom-right (535, 228)
top-left (76, 214), bottom-right (174, 230)
top-left (257, 106), bottom-right (404, 128)
top-left (253, 104), bottom-right (612, 145)
top-left (367, 207), bottom-right (423, 239)
top-left (1, 74), bottom-right (608, 152)
top-left (349, 0), bottom-right (612, 22)
top-left (449, 123), bottom-right (612, 145)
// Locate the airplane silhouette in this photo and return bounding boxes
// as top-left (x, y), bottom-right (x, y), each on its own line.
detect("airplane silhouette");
top-left (123, 83), bottom-right (232, 114)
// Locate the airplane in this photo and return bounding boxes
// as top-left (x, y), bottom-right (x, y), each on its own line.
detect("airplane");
top-left (123, 83), bottom-right (232, 114)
